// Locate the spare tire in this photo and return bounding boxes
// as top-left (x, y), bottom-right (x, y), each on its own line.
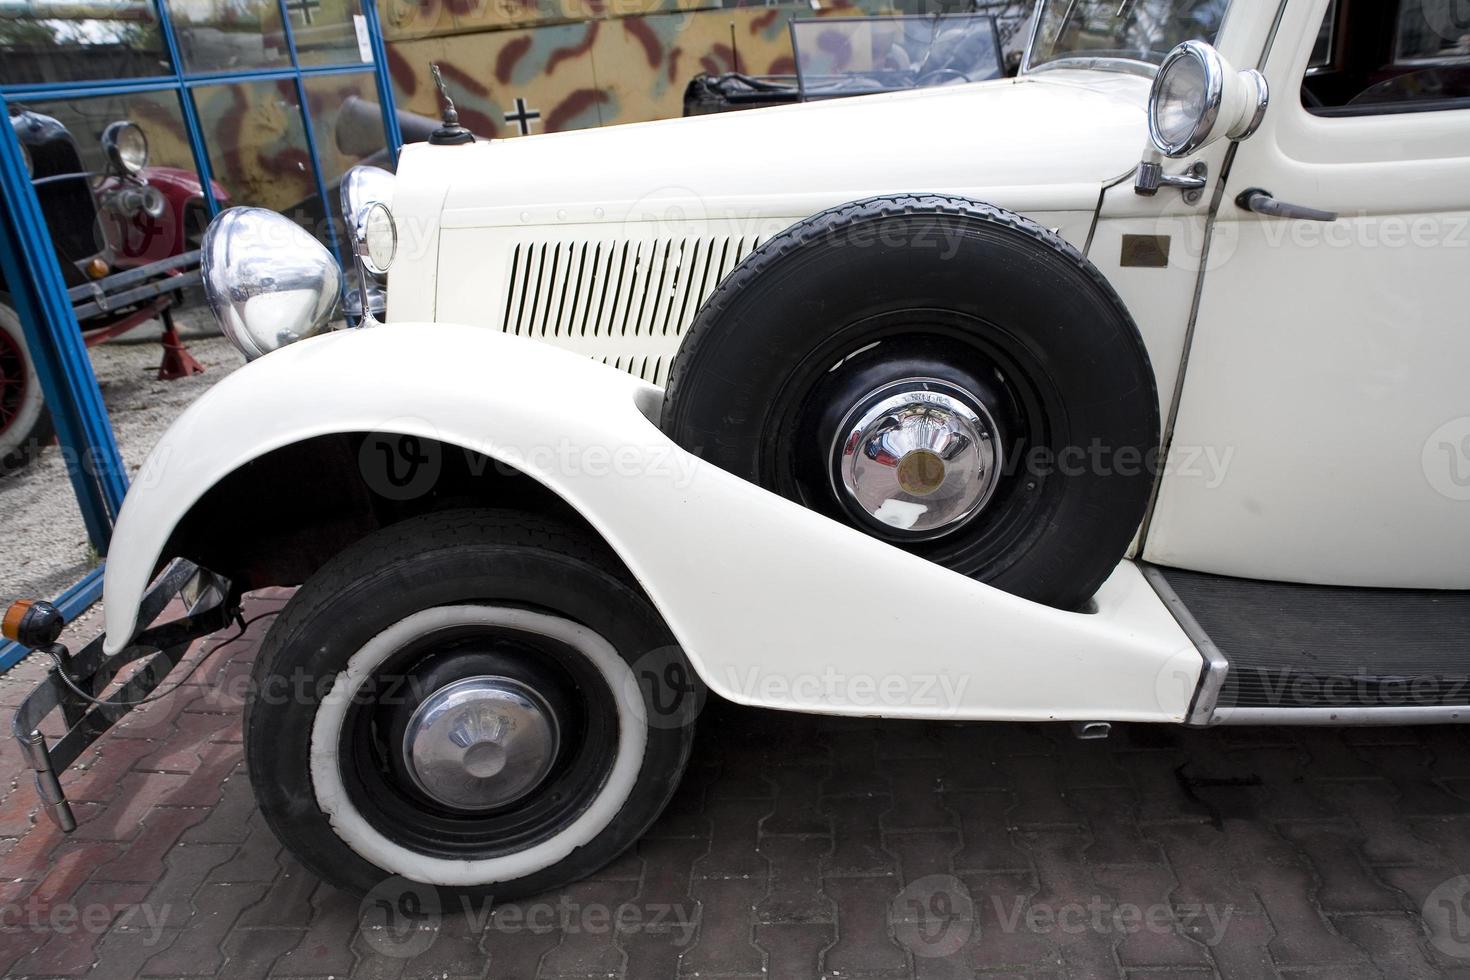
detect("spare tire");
top-left (661, 195), bottom-right (1159, 610)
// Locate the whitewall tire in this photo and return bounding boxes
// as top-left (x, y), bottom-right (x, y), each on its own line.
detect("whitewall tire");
top-left (244, 509), bottom-right (700, 898)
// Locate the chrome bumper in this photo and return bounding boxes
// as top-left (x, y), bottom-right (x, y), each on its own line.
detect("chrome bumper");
top-left (10, 560), bottom-right (234, 831)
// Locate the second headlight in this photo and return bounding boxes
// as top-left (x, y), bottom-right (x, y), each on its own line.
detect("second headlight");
top-left (355, 201), bottom-right (397, 276)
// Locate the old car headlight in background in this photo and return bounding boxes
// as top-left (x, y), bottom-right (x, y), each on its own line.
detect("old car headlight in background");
top-left (1148, 41), bottom-right (1268, 157)
top-left (110, 183), bottom-right (167, 219)
top-left (101, 121), bottom-right (149, 175)
top-left (200, 207), bottom-right (340, 360)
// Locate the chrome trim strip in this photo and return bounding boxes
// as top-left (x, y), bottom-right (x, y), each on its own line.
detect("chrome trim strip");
top-left (1024, 57), bottom-right (1159, 79)
top-left (1213, 705), bottom-right (1470, 726)
top-left (1140, 565), bottom-right (1228, 726)
top-left (1259, 0), bottom-right (1290, 72)
top-left (1018, 1), bottom-right (1046, 76)
top-left (1135, 139), bottom-right (1238, 552)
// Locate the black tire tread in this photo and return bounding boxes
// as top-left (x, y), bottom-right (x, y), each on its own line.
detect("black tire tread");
top-left (245, 507), bottom-right (695, 899)
top-left (664, 193), bottom-right (1150, 418)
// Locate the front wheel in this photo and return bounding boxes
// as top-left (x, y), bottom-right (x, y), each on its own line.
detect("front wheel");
top-left (0, 299), bottom-right (53, 477)
top-left (244, 510), bottom-right (700, 898)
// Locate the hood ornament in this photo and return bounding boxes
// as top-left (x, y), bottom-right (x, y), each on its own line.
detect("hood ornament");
top-left (428, 63), bottom-right (475, 146)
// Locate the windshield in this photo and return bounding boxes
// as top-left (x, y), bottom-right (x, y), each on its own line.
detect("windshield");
top-left (1026, 0), bottom-right (1231, 73)
top-left (792, 15), bottom-right (1005, 98)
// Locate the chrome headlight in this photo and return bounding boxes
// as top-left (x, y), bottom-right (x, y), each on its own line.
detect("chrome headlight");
top-left (339, 163), bottom-right (393, 271)
top-left (1148, 41), bottom-right (1268, 158)
top-left (354, 201), bottom-right (397, 276)
top-left (341, 164), bottom-right (395, 287)
top-left (201, 208), bottom-right (340, 361)
top-left (101, 121), bottom-right (148, 175)
top-left (341, 164), bottom-right (394, 223)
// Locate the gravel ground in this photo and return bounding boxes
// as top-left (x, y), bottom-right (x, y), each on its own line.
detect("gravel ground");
top-left (0, 301), bottom-right (244, 606)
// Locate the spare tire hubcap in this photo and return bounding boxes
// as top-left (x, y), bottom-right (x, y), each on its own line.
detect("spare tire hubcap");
top-left (831, 378), bottom-right (1003, 539)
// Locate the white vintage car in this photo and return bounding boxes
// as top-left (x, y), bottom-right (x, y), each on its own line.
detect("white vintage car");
top-left (7, 0), bottom-right (1469, 899)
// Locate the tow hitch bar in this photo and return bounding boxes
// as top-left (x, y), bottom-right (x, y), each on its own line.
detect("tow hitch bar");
top-left (7, 561), bottom-right (235, 832)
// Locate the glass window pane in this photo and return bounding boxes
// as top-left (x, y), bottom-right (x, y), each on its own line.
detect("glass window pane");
top-left (791, 15), bottom-right (1003, 98)
top-left (0, 1), bottom-right (168, 85)
top-left (291, 0), bottom-right (373, 67)
top-left (11, 92), bottom-right (208, 285)
top-left (302, 71), bottom-right (388, 194)
top-left (168, 0), bottom-right (292, 73)
top-left (1396, 0), bottom-right (1470, 64)
top-left (192, 80), bottom-right (330, 243)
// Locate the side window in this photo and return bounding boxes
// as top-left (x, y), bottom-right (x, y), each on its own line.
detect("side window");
top-left (1301, 0), bottom-right (1470, 115)
top-left (1308, 0), bottom-right (1337, 69)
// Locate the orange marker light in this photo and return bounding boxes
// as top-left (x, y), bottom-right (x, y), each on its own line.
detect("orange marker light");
top-left (86, 258), bottom-right (109, 280)
top-left (2, 599), bottom-right (34, 642)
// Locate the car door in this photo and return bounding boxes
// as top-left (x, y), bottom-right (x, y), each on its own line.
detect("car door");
top-left (1144, 0), bottom-right (1470, 588)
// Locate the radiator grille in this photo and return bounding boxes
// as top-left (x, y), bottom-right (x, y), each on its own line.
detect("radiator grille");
top-left (501, 236), bottom-right (759, 386)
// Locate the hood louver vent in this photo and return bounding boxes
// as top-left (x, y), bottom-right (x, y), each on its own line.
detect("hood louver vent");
top-left (500, 235), bottom-right (759, 386)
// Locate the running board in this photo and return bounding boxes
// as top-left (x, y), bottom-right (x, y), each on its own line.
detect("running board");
top-left (1143, 566), bottom-right (1470, 726)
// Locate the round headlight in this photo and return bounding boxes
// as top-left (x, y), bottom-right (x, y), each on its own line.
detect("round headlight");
top-left (200, 207), bottom-right (340, 361)
top-left (101, 121), bottom-right (149, 175)
top-left (1149, 42), bottom-right (1222, 158)
top-left (356, 202), bottom-right (397, 276)
top-left (341, 164), bottom-right (394, 230)
top-left (1148, 41), bottom-right (1271, 159)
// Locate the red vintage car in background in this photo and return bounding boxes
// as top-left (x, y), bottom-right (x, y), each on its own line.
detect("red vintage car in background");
top-left (2, 108), bottom-right (226, 476)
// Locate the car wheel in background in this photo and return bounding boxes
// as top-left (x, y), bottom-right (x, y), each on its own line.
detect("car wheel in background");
top-left (0, 298), bottom-right (54, 477)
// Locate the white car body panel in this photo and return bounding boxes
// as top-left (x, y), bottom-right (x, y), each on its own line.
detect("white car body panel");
top-left (103, 324), bottom-right (1199, 723)
top-left (1144, 0), bottom-right (1470, 587)
top-left (388, 68), bottom-right (1155, 338)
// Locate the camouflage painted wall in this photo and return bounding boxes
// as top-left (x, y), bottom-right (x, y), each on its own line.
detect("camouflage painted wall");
top-left (8, 0), bottom-right (1028, 222)
top-left (380, 0), bottom-right (895, 140)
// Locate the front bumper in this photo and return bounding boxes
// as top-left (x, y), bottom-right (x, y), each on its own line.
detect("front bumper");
top-left (10, 560), bottom-right (235, 832)
top-left (69, 248), bottom-right (201, 324)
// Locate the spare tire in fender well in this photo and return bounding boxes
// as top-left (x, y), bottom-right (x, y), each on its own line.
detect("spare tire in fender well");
top-left (660, 194), bottom-right (1160, 610)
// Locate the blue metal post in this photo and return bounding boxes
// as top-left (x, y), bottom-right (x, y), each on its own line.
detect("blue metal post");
top-left (0, 0), bottom-right (390, 677)
top-left (154, 0), bottom-right (225, 218)
top-left (276, 0), bottom-right (350, 286)
top-left (359, 0), bottom-right (404, 163)
top-left (0, 98), bottom-right (129, 550)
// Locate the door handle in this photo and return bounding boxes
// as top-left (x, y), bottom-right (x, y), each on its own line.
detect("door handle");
top-left (1235, 188), bottom-right (1337, 222)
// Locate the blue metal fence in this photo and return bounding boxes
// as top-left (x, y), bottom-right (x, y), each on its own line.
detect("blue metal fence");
top-left (1, 0), bottom-right (401, 667)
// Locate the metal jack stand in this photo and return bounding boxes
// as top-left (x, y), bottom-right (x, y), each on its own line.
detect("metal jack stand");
top-left (156, 305), bottom-right (205, 381)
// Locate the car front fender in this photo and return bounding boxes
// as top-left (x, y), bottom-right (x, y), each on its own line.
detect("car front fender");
top-left (104, 322), bottom-right (1199, 722)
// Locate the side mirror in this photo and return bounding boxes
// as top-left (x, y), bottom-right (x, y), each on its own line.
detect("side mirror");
top-left (1147, 40), bottom-right (1268, 158)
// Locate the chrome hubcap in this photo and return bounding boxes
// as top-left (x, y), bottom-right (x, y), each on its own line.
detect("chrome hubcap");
top-left (402, 676), bottom-right (560, 811)
top-left (831, 378), bottom-right (1003, 539)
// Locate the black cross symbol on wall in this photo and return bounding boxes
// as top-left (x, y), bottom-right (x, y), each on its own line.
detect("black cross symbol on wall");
top-left (505, 97), bottom-right (541, 136)
top-left (284, 0), bottom-right (320, 25)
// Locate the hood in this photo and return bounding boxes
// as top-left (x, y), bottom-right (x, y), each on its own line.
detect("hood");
top-left (413, 69), bottom-right (1153, 225)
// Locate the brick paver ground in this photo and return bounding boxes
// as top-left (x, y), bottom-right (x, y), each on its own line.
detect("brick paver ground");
top-left (2, 590), bottom-right (1470, 978)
